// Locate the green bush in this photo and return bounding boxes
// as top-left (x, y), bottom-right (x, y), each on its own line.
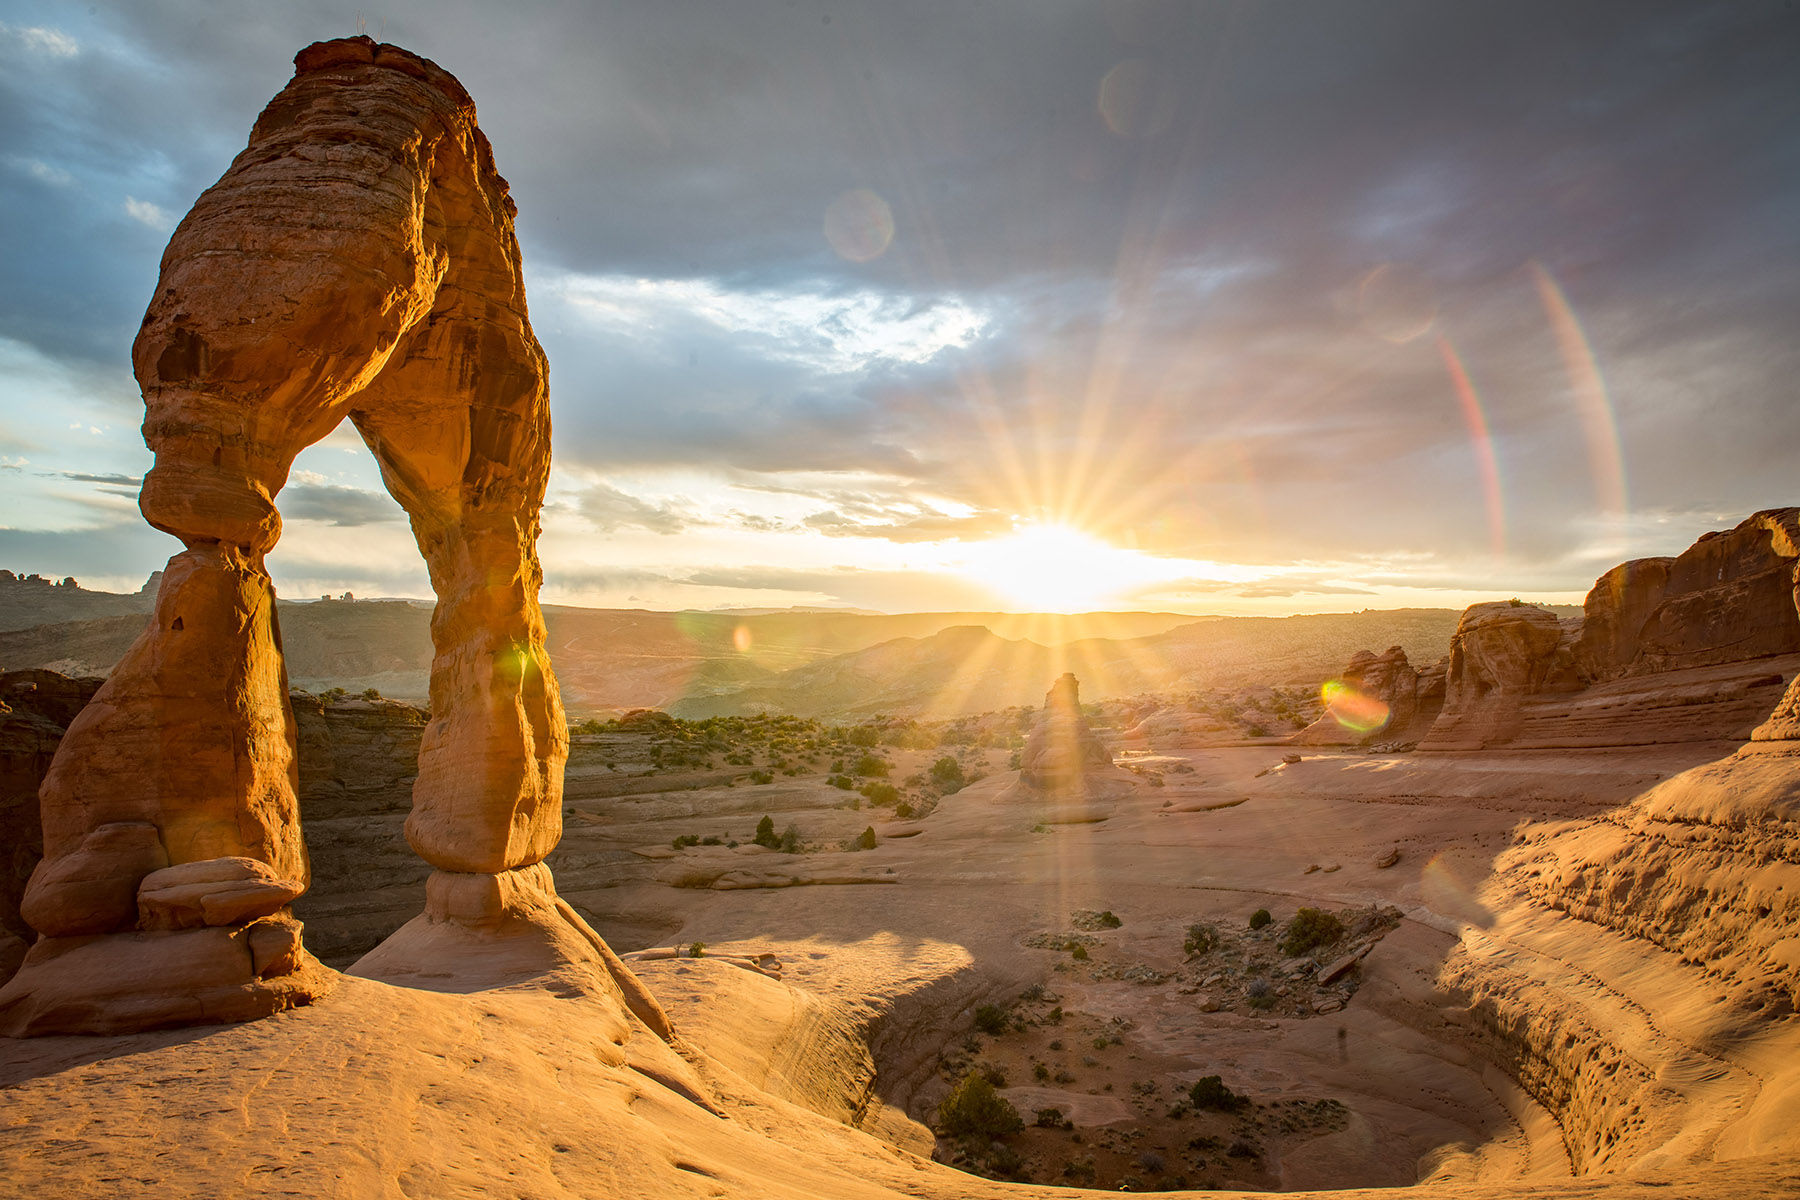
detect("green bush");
top-left (1070, 944), bottom-right (1089, 961)
top-left (1188, 1075), bottom-right (1248, 1113)
top-left (779, 823), bottom-right (801, 854)
top-left (671, 834), bottom-right (700, 849)
top-left (857, 825), bottom-right (876, 851)
top-left (1095, 910), bottom-right (1122, 929)
top-left (929, 755), bottom-right (966, 793)
top-left (1183, 923), bottom-right (1219, 957)
top-left (859, 781), bottom-right (899, 805)
top-left (1279, 907), bottom-right (1345, 956)
top-left (974, 1004), bottom-right (1008, 1035)
top-left (1034, 1106), bottom-right (1064, 1127)
top-left (852, 753), bottom-right (890, 778)
top-left (828, 774), bottom-right (854, 789)
top-left (1248, 908), bottom-right (1272, 930)
top-left (747, 769), bottom-right (774, 785)
top-left (937, 1071), bottom-right (1023, 1139)
top-left (688, 941), bottom-right (705, 958)
top-left (752, 816), bottom-right (779, 849)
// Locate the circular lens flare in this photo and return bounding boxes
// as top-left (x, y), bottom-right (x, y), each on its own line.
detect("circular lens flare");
top-left (1098, 59), bottom-right (1176, 138)
top-left (823, 188), bottom-right (895, 262)
top-left (732, 625), bottom-right (753, 653)
top-left (1320, 680), bottom-right (1391, 734)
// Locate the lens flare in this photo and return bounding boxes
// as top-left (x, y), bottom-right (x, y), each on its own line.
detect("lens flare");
top-left (1357, 264), bottom-right (1436, 343)
top-left (1529, 261), bottom-right (1627, 521)
top-left (732, 624), bottom-right (753, 653)
top-left (823, 188), bottom-right (895, 262)
top-left (1436, 334), bottom-right (1506, 556)
top-left (1320, 680), bottom-right (1391, 734)
top-left (1097, 59), bottom-right (1176, 138)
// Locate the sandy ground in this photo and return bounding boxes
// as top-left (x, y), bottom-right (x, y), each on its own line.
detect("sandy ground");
top-left (5, 740), bottom-right (1800, 1198)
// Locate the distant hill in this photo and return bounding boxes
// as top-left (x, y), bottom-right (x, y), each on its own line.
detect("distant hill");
top-left (0, 571), bottom-right (156, 632)
top-left (669, 608), bottom-right (1471, 719)
top-left (0, 574), bottom-right (1506, 718)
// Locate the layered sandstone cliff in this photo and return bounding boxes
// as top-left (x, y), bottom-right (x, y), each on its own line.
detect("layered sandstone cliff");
top-left (1420, 511), bottom-right (1800, 751)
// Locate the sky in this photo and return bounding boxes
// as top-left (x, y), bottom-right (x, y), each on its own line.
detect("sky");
top-left (1, 1), bottom-right (1797, 615)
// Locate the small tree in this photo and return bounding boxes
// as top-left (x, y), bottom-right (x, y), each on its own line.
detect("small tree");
top-left (778, 823), bottom-right (801, 854)
top-left (753, 816), bottom-right (778, 849)
top-left (937, 1070), bottom-right (1023, 1139)
top-left (857, 825), bottom-right (876, 851)
top-left (1188, 1075), bottom-right (1248, 1113)
top-left (1279, 907), bottom-right (1345, 956)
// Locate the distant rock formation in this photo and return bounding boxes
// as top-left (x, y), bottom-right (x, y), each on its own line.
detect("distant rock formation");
top-left (1004, 674), bottom-right (1135, 820)
top-left (0, 38), bottom-right (624, 1037)
top-left (1419, 510), bottom-right (1800, 751)
top-left (1290, 645), bottom-right (1446, 746)
top-left (1019, 673), bottom-right (1113, 788)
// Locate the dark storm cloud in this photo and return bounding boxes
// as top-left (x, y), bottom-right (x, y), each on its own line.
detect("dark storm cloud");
top-left (2, 0), bottom-right (1797, 597)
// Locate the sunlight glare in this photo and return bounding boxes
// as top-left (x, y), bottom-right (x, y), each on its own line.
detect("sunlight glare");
top-left (959, 523), bottom-right (1184, 612)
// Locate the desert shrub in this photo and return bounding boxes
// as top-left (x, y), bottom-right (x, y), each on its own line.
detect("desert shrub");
top-left (1070, 944), bottom-right (1089, 961)
top-left (1183, 923), bottom-right (1219, 957)
top-left (1095, 910), bottom-right (1122, 928)
top-left (974, 1004), bottom-right (1009, 1035)
top-left (1137, 1151), bottom-right (1166, 1173)
top-left (688, 942), bottom-right (705, 958)
top-left (929, 756), bottom-right (966, 793)
top-left (859, 781), bottom-right (899, 805)
top-left (852, 753), bottom-right (890, 777)
top-left (747, 769), bottom-right (774, 785)
top-left (894, 801), bottom-right (914, 819)
top-left (1248, 908), bottom-right (1272, 930)
top-left (856, 825), bottom-right (876, 850)
top-left (1033, 1062), bottom-right (1051, 1081)
top-left (752, 816), bottom-right (778, 849)
top-left (986, 1142), bottom-right (1024, 1177)
top-left (700, 835), bottom-right (722, 846)
top-left (981, 1063), bottom-right (1007, 1087)
top-left (671, 834), bottom-right (700, 849)
top-left (828, 774), bottom-right (854, 789)
top-left (848, 725), bottom-right (880, 747)
top-left (1091, 1036), bottom-right (1109, 1051)
top-left (361, 687), bottom-right (382, 701)
top-left (1228, 1139), bottom-right (1260, 1159)
top-left (779, 823), bottom-right (801, 853)
top-left (1279, 907), bottom-right (1345, 956)
top-left (1035, 1106), bottom-right (1064, 1127)
top-left (1188, 1075), bottom-right (1248, 1113)
top-left (937, 1071), bottom-right (1023, 1139)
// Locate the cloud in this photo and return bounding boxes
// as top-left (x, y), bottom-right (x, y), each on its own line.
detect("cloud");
top-left (0, 23), bottom-right (79, 59)
top-left (277, 484), bottom-right (406, 527)
top-left (578, 482), bottom-right (691, 534)
top-left (122, 196), bottom-right (174, 232)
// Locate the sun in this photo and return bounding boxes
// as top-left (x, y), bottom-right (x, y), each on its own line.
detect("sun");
top-left (958, 523), bottom-right (1174, 612)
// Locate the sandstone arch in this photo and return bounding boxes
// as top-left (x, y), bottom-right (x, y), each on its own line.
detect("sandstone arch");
top-left (0, 38), bottom-right (624, 1036)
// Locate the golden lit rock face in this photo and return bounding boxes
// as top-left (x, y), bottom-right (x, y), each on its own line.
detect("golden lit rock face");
top-left (0, 36), bottom-right (568, 1035)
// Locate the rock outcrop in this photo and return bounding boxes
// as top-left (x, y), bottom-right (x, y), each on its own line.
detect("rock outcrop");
top-left (1003, 674), bottom-right (1135, 819)
top-left (0, 38), bottom-right (617, 1036)
top-left (1291, 645), bottom-right (1446, 745)
top-left (1421, 512), bottom-right (1800, 751)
